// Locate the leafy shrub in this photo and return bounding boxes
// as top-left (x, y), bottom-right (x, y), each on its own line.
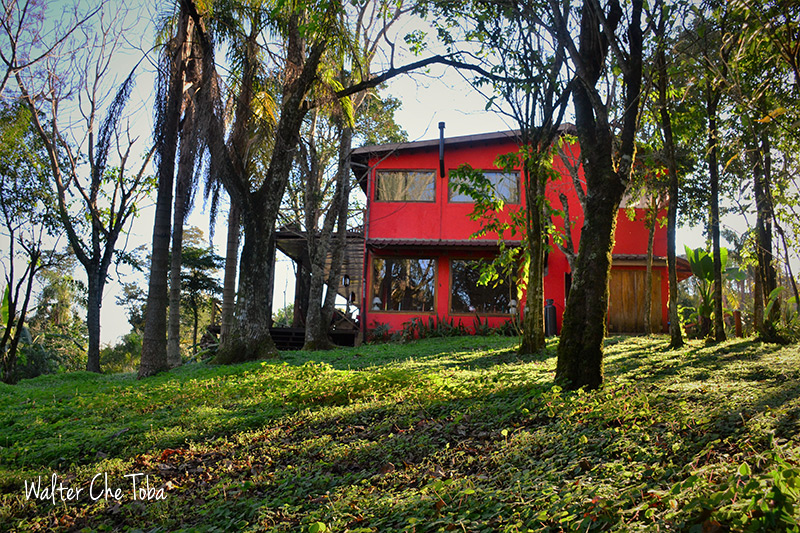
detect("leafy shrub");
top-left (12, 327), bottom-right (86, 381)
top-left (99, 331), bottom-right (142, 373)
top-left (14, 338), bottom-right (61, 381)
top-left (366, 321), bottom-right (391, 343)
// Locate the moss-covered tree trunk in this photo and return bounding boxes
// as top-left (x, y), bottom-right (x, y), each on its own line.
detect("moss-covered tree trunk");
top-left (552, 0), bottom-right (643, 390)
top-left (519, 162), bottom-right (546, 355)
top-left (555, 165), bottom-right (625, 390)
top-left (217, 209), bottom-right (279, 362)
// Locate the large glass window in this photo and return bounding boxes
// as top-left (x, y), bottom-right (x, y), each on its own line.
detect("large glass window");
top-left (450, 259), bottom-right (516, 314)
top-left (449, 171), bottom-right (520, 204)
top-left (372, 258), bottom-right (436, 312)
top-left (376, 170), bottom-right (436, 202)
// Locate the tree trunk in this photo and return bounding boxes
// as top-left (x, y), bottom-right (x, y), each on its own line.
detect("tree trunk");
top-left (707, 91), bottom-right (726, 342)
top-left (555, 181), bottom-right (622, 390)
top-left (554, 0), bottom-right (643, 390)
top-left (644, 205), bottom-right (656, 335)
top-left (292, 262), bottom-right (311, 327)
top-left (753, 129), bottom-right (779, 338)
top-left (167, 168), bottom-right (188, 368)
top-left (1, 250), bottom-right (39, 384)
top-left (777, 222), bottom-right (800, 317)
top-left (320, 129), bottom-right (353, 345)
top-left (304, 263), bottom-right (333, 350)
top-left (220, 200), bottom-right (240, 344)
top-left (192, 301), bottom-right (199, 355)
top-left (216, 213), bottom-right (279, 363)
top-left (519, 163), bottom-right (546, 354)
top-left (167, 101), bottom-right (198, 368)
top-left (139, 7), bottom-right (191, 378)
top-left (656, 43), bottom-right (684, 348)
top-left (304, 125), bottom-right (353, 351)
top-left (86, 267), bottom-right (102, 373)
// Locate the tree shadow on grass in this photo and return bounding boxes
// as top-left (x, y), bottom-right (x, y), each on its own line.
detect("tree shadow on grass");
top-left (603, 336), bottom-right (794, 386)
top-left (280, 335), bottom-right (548, 372)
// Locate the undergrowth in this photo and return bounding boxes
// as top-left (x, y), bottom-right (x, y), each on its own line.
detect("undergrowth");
top-left (0, 335), bottom-right (799, 532)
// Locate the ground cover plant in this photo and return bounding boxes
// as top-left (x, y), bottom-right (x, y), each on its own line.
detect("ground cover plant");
top-left (1, 335), bottom-right (799, 532)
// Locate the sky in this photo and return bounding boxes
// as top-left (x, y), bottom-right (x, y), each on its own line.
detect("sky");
top-left (5, 1), bottom-right (725, 345)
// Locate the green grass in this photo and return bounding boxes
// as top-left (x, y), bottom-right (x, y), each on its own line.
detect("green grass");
top-left (1, 335), bottom-right (799, 532)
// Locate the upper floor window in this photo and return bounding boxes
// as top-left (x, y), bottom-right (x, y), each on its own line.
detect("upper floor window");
top-left (375, 170), bottom-right (436, 202)
top-left (449, 171), bottom-right (520, 204)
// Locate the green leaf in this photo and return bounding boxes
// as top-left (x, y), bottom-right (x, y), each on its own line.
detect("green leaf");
top-left (308, 522), bottom-right (327, 533)
top-left (1, 285), bottom-right (9, 325)
top-left (738, 463), bottom-right (751, 477)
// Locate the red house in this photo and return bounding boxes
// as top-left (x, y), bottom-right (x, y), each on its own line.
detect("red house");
top-left (350, 127), bottom-right (690, 338)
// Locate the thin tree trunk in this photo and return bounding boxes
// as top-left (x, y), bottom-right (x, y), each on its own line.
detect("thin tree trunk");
top-left (776, 222), bottom-right (800, 317)
top-left (644, 204), bottom-right (656, 335)
top-left (220, 200), bottom-right (240, 343)
top-left (321, 127), bottom-right (353, 344)
top-left (519, 163), bottom-right (546, 354)
top-left (707, 91), bottom-right (726, 342)
top-left (86, 268), bottom-right (102, 372)
top-left (167, 101), bottom-right (198, 368)
top-left (752, 125), bottom-right (779, 339)
top-left (304, 125), bottom-right (352, 350)
top-left (192, 302), bottom-right (199, 355)
top-left (292, 262), bottom-right (310, 327)
top-left (555, 192), bottom-right (577, 273)
top-left (167, 168), bottom-right (188, 368)
top-left (656, 42), bottom-right (684, 348)
top-left (139, 7), bottom-right (191, 378)
top-left (2, 251), bottom-right (39, 383)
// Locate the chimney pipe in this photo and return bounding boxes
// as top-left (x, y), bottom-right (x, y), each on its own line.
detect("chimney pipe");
top-left (438, 121), bottom-right (445, 178)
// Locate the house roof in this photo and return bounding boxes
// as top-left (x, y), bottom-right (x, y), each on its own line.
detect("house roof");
top-left (367, 238), bottom-right (523, 250)
top-left (350, 125), bottom-right (576, 192)
top-left (275, 227), bottom-right (365, 303)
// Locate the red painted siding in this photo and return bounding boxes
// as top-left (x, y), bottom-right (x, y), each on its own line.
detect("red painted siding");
top-left (360, 133), bottom-right (674, 335)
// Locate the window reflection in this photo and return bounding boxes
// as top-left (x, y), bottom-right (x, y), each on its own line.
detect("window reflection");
top-left (372, 258), bottom-right (436, 312)
top-left (450, 259), bottom-right (516, 314)
top-left (376, 170), bottom-right (436, 202)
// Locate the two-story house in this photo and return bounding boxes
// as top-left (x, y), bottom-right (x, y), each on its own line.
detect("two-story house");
top-left (350, 126), bottom-right (691, 338)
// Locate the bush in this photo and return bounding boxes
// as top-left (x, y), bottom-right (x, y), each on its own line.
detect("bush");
top-left (99, 331), bottom-right (142, 373)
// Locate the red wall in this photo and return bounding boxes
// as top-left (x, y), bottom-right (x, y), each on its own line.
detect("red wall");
top-left (362, 135), bottom-right (671, 334)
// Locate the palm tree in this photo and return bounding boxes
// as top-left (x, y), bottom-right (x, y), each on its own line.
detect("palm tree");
top-left (139, 0), bottom-right (202, 378)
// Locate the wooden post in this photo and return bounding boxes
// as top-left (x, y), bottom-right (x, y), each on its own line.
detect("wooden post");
top-left (734, 309), bottom-right (743, 338)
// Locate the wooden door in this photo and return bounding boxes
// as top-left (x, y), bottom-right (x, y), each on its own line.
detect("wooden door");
top-left (607, 269), bottom-right (661, 334)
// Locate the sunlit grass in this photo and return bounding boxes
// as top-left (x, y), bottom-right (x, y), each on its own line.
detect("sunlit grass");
top-left (1, 335), bottom-right (799, 531)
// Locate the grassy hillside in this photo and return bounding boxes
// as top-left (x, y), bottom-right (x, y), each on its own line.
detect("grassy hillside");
top-left (1, 335), bottom-right (799, 532)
